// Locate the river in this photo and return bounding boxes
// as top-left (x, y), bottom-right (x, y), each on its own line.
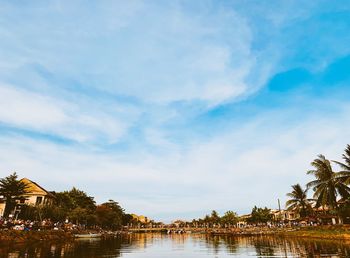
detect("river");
top-left (1, 233), bottom-right (350, 257)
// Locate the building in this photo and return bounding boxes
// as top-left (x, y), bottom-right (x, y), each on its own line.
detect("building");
top-left (131, 214), bottom-right (149, 223)
top-left (271, 209), bottom-right (299, 222)
top-left (0, 178), bottom-right (54, 218)
top-left (18, 178), bottom-right (54, 206)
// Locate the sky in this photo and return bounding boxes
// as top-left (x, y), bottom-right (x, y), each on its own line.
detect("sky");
top-left (0, 1), bottom-right (350, 222)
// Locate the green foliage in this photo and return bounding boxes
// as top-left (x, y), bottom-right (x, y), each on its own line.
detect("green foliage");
top-left (51, 187), bottom-right (97, 225)
top-left (220, 211), bottom-right (238, 225)
top-left (248, 206), bottom-right (272, 224)
top-left (307, 155), bottom-right (350, 209)
top-left (286, 184), bottom-right (313, 218)
top-left (96, 200), bottom-right (124, 229)
top-left (210, 210), bottom-right (220, 224)
top-left (338, 198), bottom-right (350, 222)
top-left (122, 213), bottom-right (134, 225)
top-left (0, 172), bottom-right (28, 217)
top-left (54, 187), bottom-right (96, 211)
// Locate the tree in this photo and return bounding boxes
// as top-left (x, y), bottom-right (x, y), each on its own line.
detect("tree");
top-left (286, 184), bottom-right (313, 218)
top-left (0, 172), bottom-right (28, 217)
top-left (333, 144), bottom-right (350, 185)
top-left (338, 198), bottom-right (350, 223)
top-left (52, 187), bottom-right (96, 226)
top-left (210, 210), bottom-right (220, 224)
top-left (54, 187), bottom-right (96, 211)
top-left (96, 200), bottom-right (124, 230)
top-left (248, 206), bottom-right (272, 224)
top-left (220, 211), bottom-right (238, 225)
top-left (307, 155), bottom-right (350, 209)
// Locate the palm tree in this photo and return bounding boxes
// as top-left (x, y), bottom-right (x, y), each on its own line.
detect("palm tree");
top-left (0, 172), bottom-right (28, 217)
top-left (286, 184), bottom-right (313, 217)
top-left (307, 155), bottom-right (350, 210)
top-left (333, 144), bottom-right (350, 185)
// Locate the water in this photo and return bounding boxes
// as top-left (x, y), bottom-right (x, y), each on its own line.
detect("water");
top-left (1, 233), bottom-right (350, 257)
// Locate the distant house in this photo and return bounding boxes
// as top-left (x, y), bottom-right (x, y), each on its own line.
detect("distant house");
top-left (131, 214), bottom-right (149, 223)
top-left (270, 209), bottom-right (299, 222)
top-left (237, 214), bottom-right (251, 227)
top-left (0, 178), bottom-right (54, 218)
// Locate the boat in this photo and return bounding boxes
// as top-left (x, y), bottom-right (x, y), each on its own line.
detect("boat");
top-left (74, 233), bottom-right (102, 238)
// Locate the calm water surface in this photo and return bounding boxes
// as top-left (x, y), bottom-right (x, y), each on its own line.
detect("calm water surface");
top-left (1, 233), bottom-right (350, 258)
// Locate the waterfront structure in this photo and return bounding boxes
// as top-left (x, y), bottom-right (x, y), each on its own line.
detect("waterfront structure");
top-left (270, 209), bottom-right (299, 222)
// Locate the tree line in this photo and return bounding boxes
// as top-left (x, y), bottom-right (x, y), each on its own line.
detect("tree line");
top-left (1, 144), bottom-right (349, 228)
top-left (0, 173), bottom-right (135, 229)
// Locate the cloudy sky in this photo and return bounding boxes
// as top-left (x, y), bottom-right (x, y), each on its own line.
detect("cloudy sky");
top-left (1, 1), bottom-right (350, 221)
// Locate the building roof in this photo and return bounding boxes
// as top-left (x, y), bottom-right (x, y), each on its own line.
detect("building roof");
top-left (20, 178), bottom-right (53, 197)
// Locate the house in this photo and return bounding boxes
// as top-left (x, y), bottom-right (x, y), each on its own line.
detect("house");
top-left (131, 214), bottom-right (149, 223)
top-left (18, 178), bottom-right (54, 206)
top-left (0, 178), bottom-right (55, 218)
top-left (271, 209), bottom-right (299, 222)
top-left (237, 214), bottom-right (250, 227)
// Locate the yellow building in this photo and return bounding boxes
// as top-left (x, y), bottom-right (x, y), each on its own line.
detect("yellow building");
top-left (131, 214), bottom-right (149, 223)
top-left (0, 178), bottom-right (54, 217)
top-left (18, 178), bottom-right (54, 206)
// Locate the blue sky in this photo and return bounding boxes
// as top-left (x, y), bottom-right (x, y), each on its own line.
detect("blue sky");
top-left (0, 1), bottom-right (350, 221)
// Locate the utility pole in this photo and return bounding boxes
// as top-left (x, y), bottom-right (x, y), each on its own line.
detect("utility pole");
top-left (278, 198), bottom-right (282, 222)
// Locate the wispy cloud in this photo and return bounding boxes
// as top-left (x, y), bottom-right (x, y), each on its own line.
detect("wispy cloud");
top-left (0, 0), bottom-right (350, 221)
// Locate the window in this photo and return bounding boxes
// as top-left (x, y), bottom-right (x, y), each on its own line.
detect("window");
top-left (36, 196), bottom-right (43, 205)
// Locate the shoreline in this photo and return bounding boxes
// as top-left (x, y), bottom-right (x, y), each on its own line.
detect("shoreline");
top-left (1, 225), bottom-right (350, 243)
top-left (0, 230), bottom-right (74, 244)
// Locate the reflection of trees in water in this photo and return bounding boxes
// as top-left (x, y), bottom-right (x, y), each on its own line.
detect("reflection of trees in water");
top-left (0, 239), bottom-right (123, 258)
top-left (1, 234), bottom-right (350, 257)
top-left (191, 234), bottom-right (350, 257)
top-left (236, 236), bottom-right (350, 257)
top-left (86, 235), bottom-right (350, 257)
top-left (282, 237), bottom-right (350, 257)
top-left (170, 234), bottom-right (239, 255)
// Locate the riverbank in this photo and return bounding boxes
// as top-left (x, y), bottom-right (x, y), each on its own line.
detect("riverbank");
top-left (2, 225), bottom-right (350, 243)
top-left (0, 230), bottom-right (130, 244)
top-left (278, 225), bottom-right (350, 241)
top-left (208, 225), bottom-right (350, 241)
top-left (0, 230), bottom-right (74, 244)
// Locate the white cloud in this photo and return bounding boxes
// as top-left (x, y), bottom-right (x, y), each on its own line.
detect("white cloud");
top-left (0, 1), bottom-right (256, 106)
top-left (1, 101), bottom-right (349, 221)
top-left (0, 84), bottom-right (67, 128)
top-left (0, 84), bottom-right (138, 143)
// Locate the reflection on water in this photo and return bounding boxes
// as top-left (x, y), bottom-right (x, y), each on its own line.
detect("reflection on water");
top-left (1, 233), bottom-right (350, 257)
